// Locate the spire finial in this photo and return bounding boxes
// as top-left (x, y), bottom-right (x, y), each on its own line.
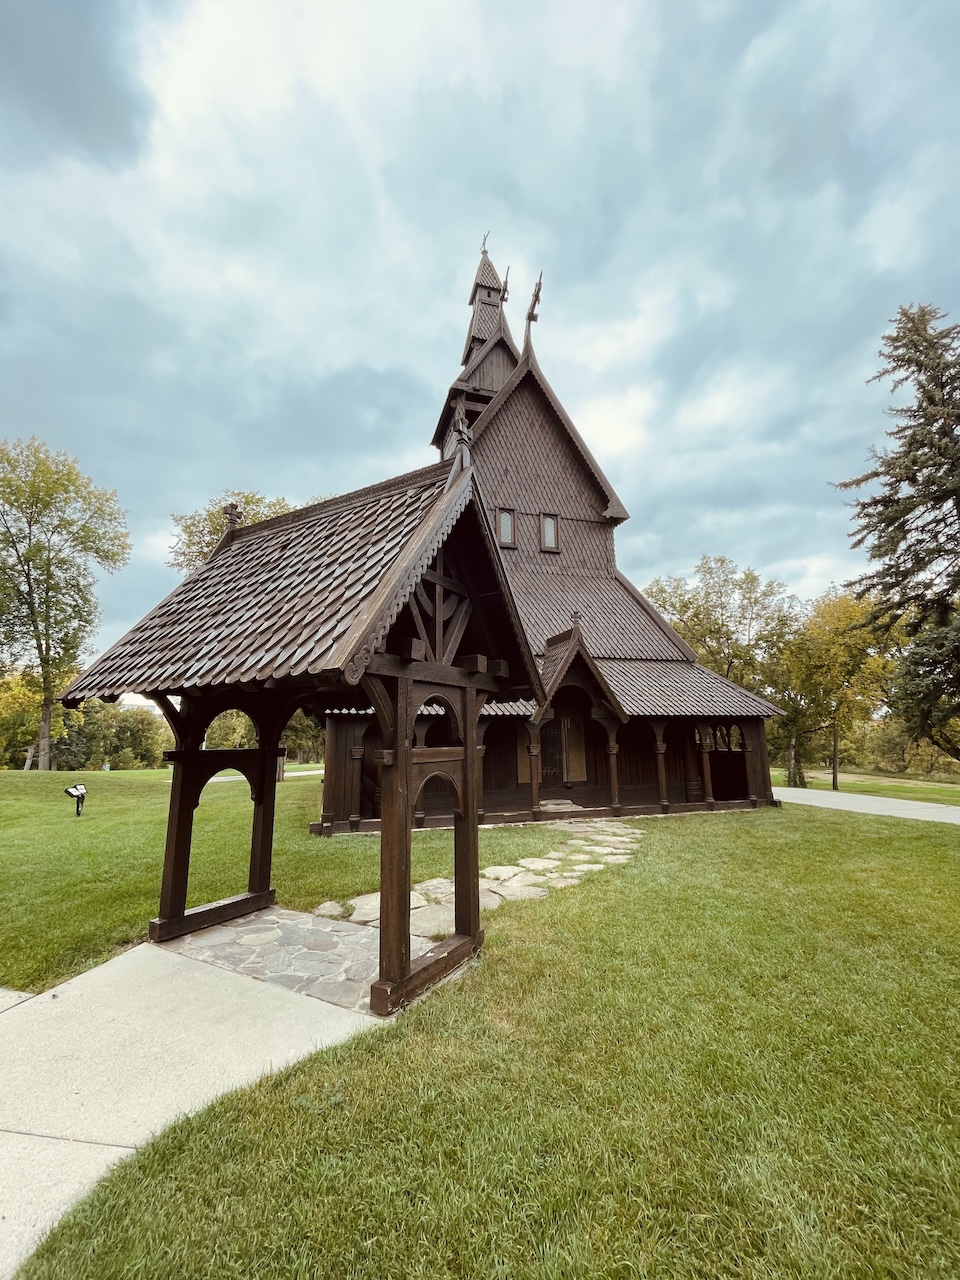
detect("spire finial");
top-left (501, 265), bottom-right (510, 304)
top-left (480, 230), bottom-right (490, 254)
top-left (223, 501), bottom-right (243, 532)
top-left (524, 272), bottom-right (543, 348)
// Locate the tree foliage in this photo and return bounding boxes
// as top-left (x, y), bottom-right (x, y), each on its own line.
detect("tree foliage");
top-left (767, 591), bottom-right (892, 787)
top-left (0, 438), bottom-right (130, 768)
top-left (645, 555), bottom-right (801, 692)
top-left (168, 490), bottom-right (298, 574)
top-left (55, 700), bottom-right (173, 771)
top-left (840, 304), bottom-right (960, 762)
top-left (839, 304), bottom-right (960, 632)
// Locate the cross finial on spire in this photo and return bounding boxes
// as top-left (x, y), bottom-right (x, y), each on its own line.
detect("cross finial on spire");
top-left (480, 230), bottom-right (490, 253)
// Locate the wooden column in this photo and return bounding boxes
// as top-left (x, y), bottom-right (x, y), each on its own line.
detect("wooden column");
top-left (528, 735), bottom-right (541, 820)
top-left (319, 715), bottom-right (337, 834)
top-left (651, 719), bottom-right (669, 812)
top-left (607, 743), bottom-right (620, 815)
top-left (739, 721), bottom-right (759, 807)
top-left (349, 745), bottom-right (364, 831)
top-left (698, 723), bottom-right (715, 810)
top-left (249, 743), bottom-right (284, 895)
top-left (454, 685), bottom-right (481, 940)
top-left (156, 750), bottom-right (200, 928)
top-left (373, 677), bottom-right (412, 1001)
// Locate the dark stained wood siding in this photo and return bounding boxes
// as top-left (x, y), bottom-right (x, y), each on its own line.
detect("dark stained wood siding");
top-left (472, 375), bottom-right (616, 577)
top-left (470, 342), bottom-right (517, 395)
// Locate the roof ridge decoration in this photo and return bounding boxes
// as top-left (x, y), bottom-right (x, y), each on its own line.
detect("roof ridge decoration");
top-left (523, 271), bottom-right (543, 352)
top-left (533, 610), bottom-right (628, 723)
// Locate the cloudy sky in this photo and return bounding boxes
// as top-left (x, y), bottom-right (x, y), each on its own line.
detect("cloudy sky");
top-left (2, 0), bottom-right (958, 655)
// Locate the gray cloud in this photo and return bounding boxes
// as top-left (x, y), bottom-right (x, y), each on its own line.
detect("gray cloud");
top-left (0, 0), bottom-right (168, 167)
top-left (0, 0), bottom-right (958, 654)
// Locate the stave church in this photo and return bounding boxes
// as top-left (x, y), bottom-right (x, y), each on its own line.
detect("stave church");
top-left (318, 247), bottom-right (779, 833)
top-left (62, 245), bottom-right (779, 1010)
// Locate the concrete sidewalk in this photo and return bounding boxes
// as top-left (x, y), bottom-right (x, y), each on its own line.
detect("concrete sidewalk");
top-left (773, 785), bottom-right (960, 824)
top-left (0, 944), bottom-right (376, 1278)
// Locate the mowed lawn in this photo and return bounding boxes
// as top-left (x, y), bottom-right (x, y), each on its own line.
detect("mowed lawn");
top-left (0, 769), bottom-right (591, 992)
top-left (772, 767), bottom-right (960, 808)
top-left (7, 773), bottom-right (960, 1279)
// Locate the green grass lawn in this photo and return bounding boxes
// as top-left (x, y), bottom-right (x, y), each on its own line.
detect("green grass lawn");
top-left (0, 770), bottom-right (576, 992)
top-left (772, 767), bottom-right (960, 807)
top-left (10, 787), bottom-right (960, 1279)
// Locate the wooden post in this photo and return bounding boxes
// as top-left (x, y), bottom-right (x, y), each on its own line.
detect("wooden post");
top-left (607, 742), bottom-right (620, 815)
top-left (319, 715), bottom-right (337, 833)
top-left (249, 744), bottom-right (283, 895)
top-left (156, 750), bottom-right (199, 927)
top-left (349, 745), bottom-right (364, 831)
top-left (739, 721), bottom-right (759, 807)
top-left (528, 734), bottom-right (541, 820)
top-left (374, 678), bottom-right (412, 999)
top-left (698, 723), bottom-right (715, 810)
top-left (455, 685), bottom-right (481, 939)
top-left (651, 719), bottom-right (669, 812)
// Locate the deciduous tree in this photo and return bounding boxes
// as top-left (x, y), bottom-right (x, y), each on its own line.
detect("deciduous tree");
top-left (645, 555), bottom-right (801, 693)
top-left (168, 490), bottom-right (298, 574)
top-left (0, 438), bottom-right (130, 769)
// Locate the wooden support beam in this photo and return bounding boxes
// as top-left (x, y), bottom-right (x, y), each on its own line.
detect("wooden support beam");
top-left (370, 930), bottom-right (483, 1016)
top-left (150, 889), bottom-right (276, 943)
top-left (378, 677), bottom-right (412, 987)
top-left (455, 684), bottom-right (481, 939)
top-left (366, 653), bottom-right (499, 691)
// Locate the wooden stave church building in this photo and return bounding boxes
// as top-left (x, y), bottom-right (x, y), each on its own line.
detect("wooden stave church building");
top-left (319, 248), bottom-right (780, 834)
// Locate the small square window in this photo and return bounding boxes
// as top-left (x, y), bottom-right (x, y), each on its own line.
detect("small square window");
top-left (497, 508), bottom-right (516, 547)
top-left (541, 513), bottom-right (559, 552)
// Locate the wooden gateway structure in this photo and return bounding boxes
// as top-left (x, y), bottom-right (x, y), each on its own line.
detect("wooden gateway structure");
top-left (62, 246), bottom-right (779, 1013)
top-left (319, 248), bottom-right (780, 834)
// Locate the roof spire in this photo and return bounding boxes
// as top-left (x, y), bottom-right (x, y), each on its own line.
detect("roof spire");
top-left (461, 239), bottom-right (510, 366)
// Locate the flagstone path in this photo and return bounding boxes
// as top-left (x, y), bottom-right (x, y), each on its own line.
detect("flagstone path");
top-left (163, 820), bottom-right (643, 1015)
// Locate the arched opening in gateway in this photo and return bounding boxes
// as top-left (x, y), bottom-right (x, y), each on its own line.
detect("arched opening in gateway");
top-left (188, 768), bottom-right (255, 909)
top-left (410, 772), bottom-right (460, 941)
top-left (416, 699), bottom-right (463, 820)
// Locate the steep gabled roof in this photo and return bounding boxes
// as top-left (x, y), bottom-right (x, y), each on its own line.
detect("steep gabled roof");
top-left (470, 343), bottom-right (629, 523)
top-left (504, 566), bottom-right (695, 661)
top-left (61, 460), bottom-right (541, 705)
top-left (534, 616), bottom-right (627, 723)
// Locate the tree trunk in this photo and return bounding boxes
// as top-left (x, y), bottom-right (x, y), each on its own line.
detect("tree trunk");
top-left (786, 734), bottom-right (808, 788)
top-left (832, 719), bottom-right (840, 791)
top-left (23, 743), bottom-right (35, 771)
top-left (38, 699), bottom-right (53, 771)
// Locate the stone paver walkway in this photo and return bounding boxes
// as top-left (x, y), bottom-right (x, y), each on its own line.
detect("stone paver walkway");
top-left (162, 820), bottom-right (646, 1015)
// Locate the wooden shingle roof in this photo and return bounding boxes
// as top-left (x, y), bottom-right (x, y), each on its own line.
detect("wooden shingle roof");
top-left (595, 659), bottom-right (782, 719)
top-left (505, 567), bottom-right (695, 662)
top-left (62, 460), bottom-right (534, 705)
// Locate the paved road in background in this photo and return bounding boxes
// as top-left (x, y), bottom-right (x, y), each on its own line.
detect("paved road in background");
top-left (773, 786), bottom-right (960, 825)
